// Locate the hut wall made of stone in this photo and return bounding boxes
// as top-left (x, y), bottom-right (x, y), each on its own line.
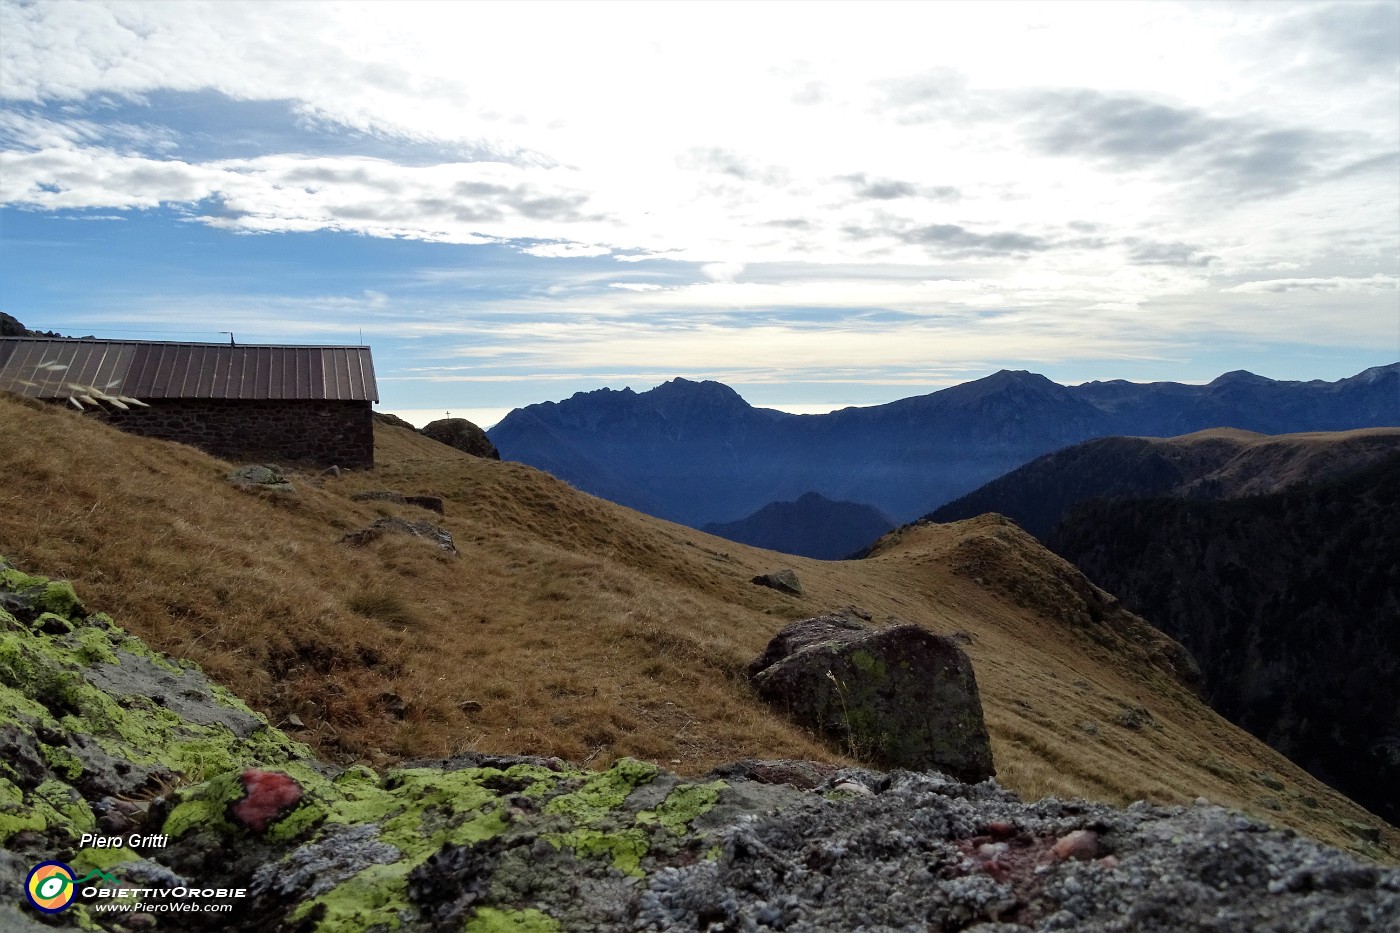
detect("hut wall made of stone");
top-left (87, 398), bottom-right (374, 468)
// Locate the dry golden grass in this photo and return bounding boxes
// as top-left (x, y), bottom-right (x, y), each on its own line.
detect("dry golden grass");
top-left (0, 393), bottom-right (1394, 861)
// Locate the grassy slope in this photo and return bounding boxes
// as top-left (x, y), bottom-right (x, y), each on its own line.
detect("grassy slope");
top-left (0, 393), bottom-right (1393, 860)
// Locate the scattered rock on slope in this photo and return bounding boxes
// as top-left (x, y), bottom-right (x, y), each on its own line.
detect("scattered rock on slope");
top-left (751, 568), bottom-right (803, 596)
top-left (747, 614), bottom-right (996, 782)
top-left (339, 517), bottom-right (458, 554)
top-left (419, 417), bottom-right (501, 459)
top-left (0, 562), bottom-right (1397, 931)
top-left (226, 463), bottom-right (295, 494)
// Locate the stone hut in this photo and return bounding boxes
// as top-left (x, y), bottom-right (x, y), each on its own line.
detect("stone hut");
top-left (0, 337), bottom-right (378, 468)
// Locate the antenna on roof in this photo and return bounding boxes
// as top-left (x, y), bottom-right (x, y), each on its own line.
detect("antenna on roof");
top-left (219, 331), bottom-right (235, 346)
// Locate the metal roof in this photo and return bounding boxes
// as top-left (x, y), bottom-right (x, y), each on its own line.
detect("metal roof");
top-left (0, 338), bottom-right (378, 402)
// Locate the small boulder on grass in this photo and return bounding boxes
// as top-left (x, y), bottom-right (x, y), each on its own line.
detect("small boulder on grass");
top-left (339, 517), bottom-right (457, 555)
top-left (751, 569), bottom-right (803, 596)
top-left (748, 615), bottom-right (995, 783)
top-left (228, 464), bottom-right (295, 495)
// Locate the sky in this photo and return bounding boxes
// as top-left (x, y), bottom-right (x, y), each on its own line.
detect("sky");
top-left (1, 1), bottom-right (1397, 429)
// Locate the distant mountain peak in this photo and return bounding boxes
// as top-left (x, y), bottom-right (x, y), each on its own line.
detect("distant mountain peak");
top-left (1209, 370), bottom-right (1272, 387)
top-left (644, 377), bottom-right (753, 413)
top-left (1346, 363), bottom-right (1400, 385)
top-left (652, 376), bottom-right (742, 395)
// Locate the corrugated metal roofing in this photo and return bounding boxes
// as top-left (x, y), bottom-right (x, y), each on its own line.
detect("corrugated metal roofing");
top-left (0, 339), bottom-right (378, 402)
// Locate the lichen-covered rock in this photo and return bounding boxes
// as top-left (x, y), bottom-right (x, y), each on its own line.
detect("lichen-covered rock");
top-left (3, 560), bottom-right (1398, 932)
top-left (419, 418), bottom-right (501, 460)
top-left (749, 615), bottom-right (996, 782)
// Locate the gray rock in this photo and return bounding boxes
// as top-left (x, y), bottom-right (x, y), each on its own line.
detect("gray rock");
top-left (338, 517), bottom-right (458, 555)
top-left (227, 464), bottom-right (295, 494)
top-left (751, 569), bottom-right (804, 596)
top-left (84, 650), bottom-right (267, 738)
top-left (633, 773), bottom-right (1400, 932)
top-left (748, 615), bottom-right (996, 782)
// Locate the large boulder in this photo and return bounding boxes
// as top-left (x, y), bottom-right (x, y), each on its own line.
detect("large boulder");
top-left (748, 615), bottom-right (995, 782)
top-left (419, 418), bottom-right (501, 460)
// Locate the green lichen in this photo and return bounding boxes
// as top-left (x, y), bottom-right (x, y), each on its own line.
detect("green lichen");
top-left (39, 741), bottom-right (84, 781)
top-left (544, 826), bottom-right (650, 876)
top-left (71, 845), bottom-right (140, 873)
top-left (542, 757), bottom-right (658, 823)
top-left (465, 907), bottom-right (561, 932)
top-left (69, 903), bottom-right (103, 933)
top-left (29, 612), bottom-right (74, 634)
top-left (11, 777), bottom-right (98, 842)
top-left (637, 780), bottom-right (726, 835)
top-left (0, 569), bottom-right (86, 618)
top-left (849, 648), bottom-right (887, 681)
top-left (274, 765), bottom-right (547, 930)
top-left (530, 758), bottom-right (670, 875)
top-left (0, 678), bottom-right (56, 725)
top-left (0, 775), bottom-right (48, 843)
top-left (75, 627), bottom-right (118, 665)
top-left (162, 769), bottom-right (242, 840)
top-left (288, 861), bottom-right (413, 933)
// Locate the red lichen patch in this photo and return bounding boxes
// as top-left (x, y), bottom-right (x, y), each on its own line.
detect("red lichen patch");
top-left (949, 825), bottom-right (1116, 926)
top-left (231, 769), bottom-right (304, 833)
top-left (1051, 829), bottom-right (1101, 862)
top-left (986, 820), bottom-right (1017, 839)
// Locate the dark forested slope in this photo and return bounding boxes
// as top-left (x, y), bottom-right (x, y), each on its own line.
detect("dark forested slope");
top-left (1050, 454), bottom-right (1400, 824)
top-left (928, 428), bottom-right (1400, 539)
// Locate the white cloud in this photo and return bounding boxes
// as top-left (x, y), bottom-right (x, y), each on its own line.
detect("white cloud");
top-left (701, 262), bottom-right (744, 283)
top-left (1221, 275), bottom-right (1399, 294)
top-left (1, 0), bottom-right (1396, 407)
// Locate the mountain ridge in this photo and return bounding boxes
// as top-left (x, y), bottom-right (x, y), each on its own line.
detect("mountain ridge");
top-left (489, 364), bottom-right (1400, 527)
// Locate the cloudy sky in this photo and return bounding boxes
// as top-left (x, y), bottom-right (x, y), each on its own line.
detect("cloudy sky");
top-left (1, 0), bottom-right (1397, 427)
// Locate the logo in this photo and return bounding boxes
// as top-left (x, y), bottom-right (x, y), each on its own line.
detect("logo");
top-left (25, 861), bottom-right (76, 913)
top-left (24, 863), bottom-right (119, 914)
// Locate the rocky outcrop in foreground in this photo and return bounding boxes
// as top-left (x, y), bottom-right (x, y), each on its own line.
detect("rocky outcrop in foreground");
top-left (2, 561), bottom-right (1397, 931)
